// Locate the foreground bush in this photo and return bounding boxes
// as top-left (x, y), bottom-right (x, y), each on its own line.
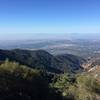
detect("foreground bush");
top-left (52, 73), bottom-right (100, 100)
top-left (0, 60), bottom-right (62, 100)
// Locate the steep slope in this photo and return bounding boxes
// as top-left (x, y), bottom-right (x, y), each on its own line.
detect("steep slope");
top-left (56, 54), bottom-right (85, 72)
top-left (0, 49), bottom-right (61, 73)
top-left (0, 49), bottom-right (84, 73)
top-left (82, 55), bottom-right (100, 70)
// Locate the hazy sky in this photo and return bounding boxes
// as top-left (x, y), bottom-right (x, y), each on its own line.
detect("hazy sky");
top-left (0, 0), bottom-right (100, 39)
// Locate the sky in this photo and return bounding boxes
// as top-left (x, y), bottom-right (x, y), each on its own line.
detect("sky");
top-left (0, 0), bottom-right (100, 40)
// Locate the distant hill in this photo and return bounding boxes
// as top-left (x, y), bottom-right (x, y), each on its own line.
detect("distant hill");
top-left (56, 54), bottom-right (85, 72)
top-left (0, 49), bottom-right (85, 73)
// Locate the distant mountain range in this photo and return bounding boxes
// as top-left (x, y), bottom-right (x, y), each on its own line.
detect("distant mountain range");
top-left (0, 39), bottom-right (100, 58)
top-left (0, 49), bottom-right (85, 73)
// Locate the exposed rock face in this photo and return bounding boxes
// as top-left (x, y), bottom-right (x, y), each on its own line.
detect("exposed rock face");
top-left (82, 56), bottom-right (100, 82)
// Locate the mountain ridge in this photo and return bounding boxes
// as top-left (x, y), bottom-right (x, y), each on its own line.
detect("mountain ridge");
top-left (0, 49), bottom-right (85, 73)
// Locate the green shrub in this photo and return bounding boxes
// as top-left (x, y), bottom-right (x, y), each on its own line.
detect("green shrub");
top-left (52, 73), bottom-right (100, 100)
top-left (0, 60), bottom-right (62, 100)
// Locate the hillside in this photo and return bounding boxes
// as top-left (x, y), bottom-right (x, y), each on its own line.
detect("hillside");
top-left (0, 60), bottom-right (62, 100)
top-left (82, 55), bottom-right (100, 70)
top-left (0, 49), bottom-right (85, 73)
top-left (0, 49), bottom-right (99, 100)
top-left (88, 66), bottom-right (100, 82)
top-left (56, 54), bottom-right (85, 72)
